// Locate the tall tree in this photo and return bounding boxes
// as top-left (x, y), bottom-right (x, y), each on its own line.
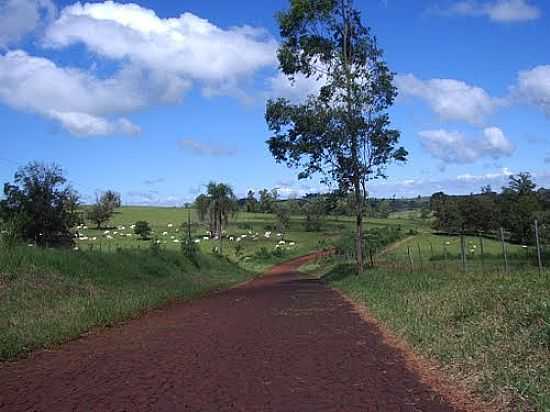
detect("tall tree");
top-left (266, 0), bottom-right (407, 272)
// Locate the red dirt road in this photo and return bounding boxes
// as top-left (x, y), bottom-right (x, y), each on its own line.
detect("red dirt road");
top-left (0, 255), bottom-right (461, 411)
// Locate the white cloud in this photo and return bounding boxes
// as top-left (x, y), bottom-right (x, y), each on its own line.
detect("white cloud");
top-left (514, 65), bottom-right (550, 116)
top-left (0, 50), bottom-right (143, 136)
top-left (418, 127), bottom-right (515, 163)
top-left (48, 111), bottom-right (140, 136)
top-left (455, 167), bottom-right (514, 181)
top-left (0, 1), bottom-right (277, 136)
top-left (396, 74), bottom-right (499, 125)
top-left (0, 0), bottom-right (56, 48)
top-left (443, 0), bottom-right (540, 22)
top-left (177, 138), bottom-right (237, 157)
top-left (44, 1), bottom-right (277, 87)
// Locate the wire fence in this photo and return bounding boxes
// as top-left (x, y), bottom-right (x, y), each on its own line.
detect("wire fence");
top-left (329, 220), bottom-right (550, 276)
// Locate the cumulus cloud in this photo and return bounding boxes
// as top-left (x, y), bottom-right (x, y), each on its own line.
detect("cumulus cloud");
top-left (439, 0), bottom-right (540, 23)
top-left (44, 1), bottom-right (277, 87)
top-left (0, 50), bottom-right (143, 136)
top-left (177, 138), bottom-right (237, 157)
top-left (0, 1), bottom-right (278, 135)
top-left (396, 74), bottom-right (500, 125)
top-left (514, 65), bottom-right (550, 116)
top-left (0, 0), bottom-right (56, 48)
top-left (418, 127), bottom-right (515, 163)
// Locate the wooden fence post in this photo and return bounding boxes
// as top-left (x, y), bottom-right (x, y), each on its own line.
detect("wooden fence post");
top-left (460, 233), bottom-right (467, 272)
top-left (500, 227), bottom-right (509, 274)
top-left (535, 219), bottom-right (543, 276)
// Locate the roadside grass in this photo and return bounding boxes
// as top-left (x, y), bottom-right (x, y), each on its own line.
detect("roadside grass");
top-left (317, 234), bottom-right (550, 410)
top-left (0, 245), bottom-right (256, 361)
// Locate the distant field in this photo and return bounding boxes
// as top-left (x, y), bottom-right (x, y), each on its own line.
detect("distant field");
top-left (75, 207), bottom-right (358, 271)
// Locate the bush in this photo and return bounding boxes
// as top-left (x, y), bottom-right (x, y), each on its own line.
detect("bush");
top-left (334, 226), bottom-right (403, 259)
top-left (0, 162), bottom-right (80, 247)
top-left (134, 221), bottom-right (152, 240)
top-left (255, 247), bottom-right (271, 259)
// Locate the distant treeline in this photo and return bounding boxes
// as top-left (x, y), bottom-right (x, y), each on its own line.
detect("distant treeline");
top-left (430, 173), bottom-right (550, 244)
top-left (238, 189), bottom-right (429, 219)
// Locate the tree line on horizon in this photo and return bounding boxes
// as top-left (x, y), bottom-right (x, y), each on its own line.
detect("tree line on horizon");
top-left (430, 172), bottom-right (550, 245)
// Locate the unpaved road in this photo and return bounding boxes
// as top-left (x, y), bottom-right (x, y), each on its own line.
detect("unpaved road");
top-left (0, 255), bottom-right (460, 411)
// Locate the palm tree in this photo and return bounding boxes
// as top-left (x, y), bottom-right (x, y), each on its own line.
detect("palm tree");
top-left (194, 183), bottom-right (237, 249)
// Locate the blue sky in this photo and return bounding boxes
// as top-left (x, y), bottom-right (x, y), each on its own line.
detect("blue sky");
top-left (0, 0), bottom-right (549, 205)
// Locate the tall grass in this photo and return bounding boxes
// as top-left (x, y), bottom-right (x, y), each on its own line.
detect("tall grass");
top-left (0, 245), bottom-right (255, 360)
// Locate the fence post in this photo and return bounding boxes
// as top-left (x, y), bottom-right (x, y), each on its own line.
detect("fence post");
top-left (479, 234), bottom-right (485, 271)
top-left (407, 246), bottom-right (413, 273)
top-left (500, 227), bottom-right (509, 274)
top-left (535, 219), bottom-right (543, 276)
top-left (460, 233), bottom-right (467, 272)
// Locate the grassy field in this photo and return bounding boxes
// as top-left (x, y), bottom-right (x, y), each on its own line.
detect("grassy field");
top-left (309, 231), bottom-right (550, 410)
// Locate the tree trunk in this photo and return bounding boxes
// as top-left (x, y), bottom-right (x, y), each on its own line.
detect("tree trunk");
top-left (355, 210), bottom-right (364, 273)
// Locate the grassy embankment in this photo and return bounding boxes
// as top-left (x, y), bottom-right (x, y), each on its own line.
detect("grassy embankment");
top-left (305, 222), bottom-right (550, 410)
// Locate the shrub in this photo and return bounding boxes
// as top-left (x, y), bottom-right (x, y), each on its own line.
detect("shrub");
top-left (134, 221), bottom-right (152, 240)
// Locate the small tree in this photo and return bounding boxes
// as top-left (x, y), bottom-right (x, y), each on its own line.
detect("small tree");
top-left (274, 204), bottom-right (290, 234)
top-left (258, 188), bottom-right (277, 213)
top-left (0, 162), bottom-right (80, 246)
top-left (134, 221), bottom-right (152, 240)
top-left (102, 190), bottom-right (121, 209)
top-left (86, 190), bottom-right (121, 229)
top-left (304, 198), bottom-right (325, 232)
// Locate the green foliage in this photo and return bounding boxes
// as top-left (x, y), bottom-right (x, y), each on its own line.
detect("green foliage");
top-left (181, 226), bottom-right (199, 264)
top-left (274, 204), bottom-right (290, 233)
top-left (303, 198), bottom-right (325, 232)
top-left (134, 221), bottom-right (152, 240)
top-left (0, 162), bottom-right (80, 247)
top-left (334, 225), bottom-right (402, 259)
top-left (258, 188), bottom-right (278, 213)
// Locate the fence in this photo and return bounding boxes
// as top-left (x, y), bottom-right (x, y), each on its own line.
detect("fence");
top-left (331, 220), bottom-right (549, 276)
